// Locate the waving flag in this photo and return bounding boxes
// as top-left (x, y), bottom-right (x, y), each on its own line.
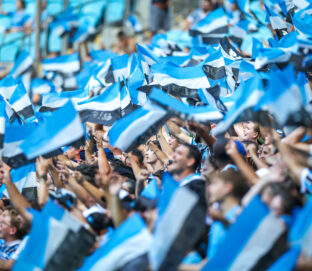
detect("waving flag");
top-left (20, 101), bottom-right (84, 160)
top-left (265, 4), bottom-right (288, 39)
top-left (10, 50), bottom-right (33, 79)
top-left (0, 98), bottom-right (6, 150)
top-left (111, 54), bottom-right (129, 82)
top-left (198, 85), bottom-right (230, 113)
top-left (42, 53), bottom-right (80, 74)
top-left (202, 49), bottom-right (226, 80)
top-left (190, 8), bottom-right (228, 44)
top-left (108, 102), bottom-right (169, 152)
top-left (202, 195), bottom-right (286, 271)
top-left (120, 82), bottom-right (134, 117)
top-left (141, 62), bottom-right (210, 98)
top-left (79, 213), bottom-right (152, 271)
top-left (31, 78), bottom-right (56, 95)
top-left (256, 66), bottom-right (308, 126)
top-left (77, 83), bottom-right (122, 125)
top-left (149, 88), bottom-right (223, 123)
top-left (149, 173), bottom-right (206, 271)
top-left (212, 76), bottom-right (265, 135)
top-left (0, 163), bottom-right (37, 200)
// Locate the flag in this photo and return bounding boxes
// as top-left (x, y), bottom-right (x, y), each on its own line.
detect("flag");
top-left (254, 47), bottom-right (291, 70)
top-left (42, 53), bottom-right (80, 74)
top-left (190, 8), bottom-right (228, 44)
top-left (198, 85), bottom-right (230, 113)
top-left (89, 50), bottom-right (118, 62)
top-left (149, 173), bottom-right (206, 271)
top-left (108, 102), bottom-right (169, 152)
top-left (0, 98), bottom-right (6, 150)
top-left (14, 200), bottom-right (95, 271)
top-left (20, 101), bottom-right (84, 160)
top-left (77, 83), bottom-right (122, 125)
top-left (202, 49), bottom-right (226, 80)
top-left (10, 50), bottom-right (33, 79)
top-left (265, 4), bottom-right (288, 39)
top-left (202, 195), bottom-right (286, 271)
top-left (255, 65), bottom-right (308, 126)
top-left (0, 163), bottom-right (37, 200)
top-left (79, 213), bottom-right (152, 271)
top-left (31, 78), bottom-right (56, 95)
top-left (140, 62), bottom-right (210, 98)
top-left (120, 82), bottom-right (134, 117)
top-left (266, 246), bottom-right (301, 271)
top-left (141, 178), bottom-right (161, 200)
top-left (149, 88), bottom-right (223, 124)
top-left (212, 76), bottom-right (265, 135)
top-left (1, 122), bottom-right (39, 168)
top-left (111, 54), bottom-right (129, 82)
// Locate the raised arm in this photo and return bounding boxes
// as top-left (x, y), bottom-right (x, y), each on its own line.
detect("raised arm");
top-left (166, 120), bottom-right (192, 144)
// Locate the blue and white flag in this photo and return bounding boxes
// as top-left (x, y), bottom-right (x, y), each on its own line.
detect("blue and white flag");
top-left (137, 44), bottom-right (159, 78)
top-left (149, 88), bottom-right (223, 124)
top-left (202, 195), bottom-right (286, 271)
top-left (0, 77), bottom-right (34, 121)
top-left (79, 213), bottom-right (152, 271)
top-left (31, 78), bottom-right (56, 95)
top-left (0, 163), bottom-right (37, 200)
top-left (202, 49), bottom-right (226, 80)
top-left (190, 8), bottom-right (228, 44)
top-left (141, 178), bottom-right (161, 200)
top-left (149, 173), bottom-right (206, 271)
top-left (255, 66), bottom-right (306, 126)
top-left (0, 98), bottom-right (6, 150)
top-left (212, 76), bottom-right (265, 135)
top-left (1, 122), bottom-right (39, 168)
top-left (20, 101), bottom-right (84, 160)
top-left (108, 102), bottom-right (169, 152)
top-left (265, 4), bottom-right (288, 39)
top-left (254, 47), bottom-right (291, 70)
top-left (120, 82), bottom-right (134, 117)
top-left (77, 83), bottom-right (122, 125)
top-left (141, 62), bottom-right (210, 98)
top-left (10, 50), bottom-right (33, 79)
top-left (42, 53), bottom-right (80, 74)
top-left (111, 54), bottom-right (129, 83)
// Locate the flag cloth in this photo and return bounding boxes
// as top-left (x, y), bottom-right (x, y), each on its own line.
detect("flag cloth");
top-left (79, 213), bottom-right (152, 271)
top-left (108, 102), bottom-right (169, 152)
top-left (0, 163), bottom-right (37, 200)
top-left (149, 173), bottom-right (206, 271)
top-left (20, 101), bottom-right (84, 160)
top-left (42, 53), bottom-right (80, 74)
top-left (10, 50), bottom-right (33, 79)
top-left (202, 195), bottom-right (286, 271)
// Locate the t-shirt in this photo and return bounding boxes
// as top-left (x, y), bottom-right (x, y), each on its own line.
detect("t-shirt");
top-left (187, 9), bottom-right (209, 28)
top-left (207, 205), bottom-right (240, 259)
top-left (8, 11), bottom-right (31, 28)
top-left (0, 239), bottom-right (21, 260)
top-left (11, 236), bottom-right (29, 260)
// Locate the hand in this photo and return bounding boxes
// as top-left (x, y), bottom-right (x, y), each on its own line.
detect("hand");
top-left (2, 163), bottom-right (11, 183)
top-left (73, 171), bottom-right (84, 185)
top-left (36, 156), bottom-right (49, 178)
top-left (94, 130), bottom-right (104, 148)
top-left (138, 168), bottom-right (149, 182)
top-left (225, 140), bottom-right (239, 157)
top-left (109, 174), bottom-right (123, 195)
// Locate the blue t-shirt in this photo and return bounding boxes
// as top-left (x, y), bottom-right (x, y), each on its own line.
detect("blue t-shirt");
top-left (207, 204), bottom-right (240, 259)
top-left (8, 10), bottom-right (31, 28)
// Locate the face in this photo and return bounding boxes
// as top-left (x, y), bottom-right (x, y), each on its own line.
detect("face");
top-left (168, 135), bottom-right (180, 151)
top-left (65, 147), bottom-right (79, 160)
top-left (145, 148), bottom-right (158, 165)
top-left (0, 162), bottom-right (4, 181)
top-left (16, 0), bottom-right (24, 10)
top-left (242, 121), bottom-right (258, 141)
top-left (207, 177), bottom-right (230, 204)
top-left (201, 159), bottom-right (214, 182)
top-left (168, 145), bottom-right (192, 175)
top-left (258, 144), bottom-right (273, 162)
top-left (202, 0), bottom-right (212, 12)
top-left (0, 211), bottom-right (15, 240)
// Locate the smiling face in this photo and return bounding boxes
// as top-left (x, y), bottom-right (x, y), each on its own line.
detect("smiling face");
top-left (167, 145), bottom-right (195, 175)
top-left (258, 144), bottom-right (274, 162)
top-left (242, 121), bottom-right (259, 141)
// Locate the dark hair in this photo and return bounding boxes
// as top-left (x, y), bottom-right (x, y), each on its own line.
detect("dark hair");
top-left (74, 164), bottom-right (98, 185)
top-left (215, 169), bottom-right (249, 200)
top-left (182, 143), bottom-right (202, 172)
top-left (113, 165), bottom-right (135, 180)
top-left (123, 179), bottom-right (136, 195)
top-left (132, 149), bottom-right (144, 165)
top-left (86, 213), bottom-right (113, 233)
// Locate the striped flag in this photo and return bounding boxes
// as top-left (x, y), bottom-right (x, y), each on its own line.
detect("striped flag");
top-left (0, 98), bottom-right (6, 150)
top-left (10, 50), bottom-right (33, 79)
top-left (20, 101), bottom-right (84, 160)
top-left (108, 102), bottom-right (169, 152)
top-left (202, 195), bottom-right (286, 271)
top-left (265, 4), bottom-right (288, 40)
top-left (202, 49), bottom-right (226, 80)
top-left (77, 83), bottom-right (122, 125)
top-left (78, 213), bottom-right (152, 271)
top-left (31, 78), bottom-right (56, 95)
top-left (190, 8), bottom-right (228, 44)
top-left (140, 62), bottom-right (210, 98)
top-left (212, 76), bottom-right (265, 135)
top-left (149, 88), bottom-right (223, 124)
top-left (0, 163), bottom-right (37, 200)
top-left (42, 53), bottom-right (80, 74)
top-left (149, 173), bottom-right (206, 271)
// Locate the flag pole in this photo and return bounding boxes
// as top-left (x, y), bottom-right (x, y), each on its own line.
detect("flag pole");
top-left (62, 0), bottom-right (69, 54)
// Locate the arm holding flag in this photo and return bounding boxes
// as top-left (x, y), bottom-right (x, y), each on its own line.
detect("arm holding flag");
top-left (157, 127), bottom-right (174, 158)
top-left (166, 120), bottom-right (193, 144)
top-left (36, 157), bottom-right (50, 208)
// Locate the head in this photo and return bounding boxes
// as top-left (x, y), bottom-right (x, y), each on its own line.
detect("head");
top-left (202, 0), bottom-right (214, 12)
top-left (145, 141), bottom-right (161, 165)
top-left (258, 144), bottom-right (274, 162)
top-left (211, 138), bottom-right (232, 169)
top-left (168, 134), bottom-right (180, 151)
top-left (0, 161), bottom-right (4, 181)
top-left (207, 169), bottom-right (248, 204)
top-left (16, 0), bottom-right (26, 10)
top-left (168, 144), bottom-right (201, 176)
top-left (0, 209), bottom-right (23, 241)
top-left (242, 121), bottom-right (260, 141)
top-left (65, 146), bottom-right (80, 160)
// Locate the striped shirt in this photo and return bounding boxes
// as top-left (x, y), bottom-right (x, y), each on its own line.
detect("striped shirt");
top-left (0, 240), bottom-right (21, 260)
